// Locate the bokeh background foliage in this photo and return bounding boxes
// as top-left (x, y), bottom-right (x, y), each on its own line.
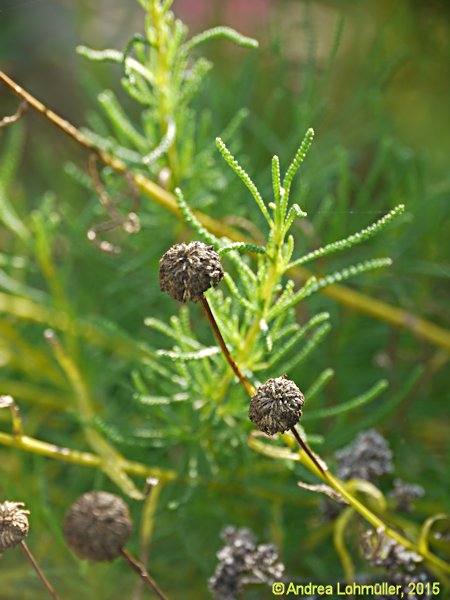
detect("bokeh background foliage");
top-left (0, 0), bottom-right (449, 598)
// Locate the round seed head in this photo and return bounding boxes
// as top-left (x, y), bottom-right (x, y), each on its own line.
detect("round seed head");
top-left (63, 491), bottom-right (132, 562)
top-left (0, 501), bottom-right (30, 553)
top-left (159, 241), bottom-right (224, 302)
top-left (249, 376), bottom-right (304, 435)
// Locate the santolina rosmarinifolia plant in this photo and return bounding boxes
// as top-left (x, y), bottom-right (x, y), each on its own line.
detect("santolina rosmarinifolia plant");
top-left (0, 0), bottom-right (449, 596)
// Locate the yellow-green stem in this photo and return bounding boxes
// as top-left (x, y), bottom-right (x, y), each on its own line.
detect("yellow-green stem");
top-left (0, 430), bottom-right (176, 482)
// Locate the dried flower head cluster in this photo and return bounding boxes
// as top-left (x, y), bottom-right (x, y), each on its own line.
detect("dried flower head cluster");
top-left (335, 429), bottom-right (393, 482)
top-left (159, 241), bottom-right (224, 302)
top-left (249, 376), bottom-right (304, 435)
top-left (389, 479), bottom-right (424, 513)
top-left (63, 491), bottom-right (132, 561)
top-left (0, 501), bottom-right (30, 554)
top-left (361, 530), bottom-right (431, 600)
top-left (209, 526), bottom-right (284, 600)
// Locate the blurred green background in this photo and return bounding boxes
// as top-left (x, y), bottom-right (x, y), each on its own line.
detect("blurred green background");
top-left (0, 0), bottom-right (449, 598)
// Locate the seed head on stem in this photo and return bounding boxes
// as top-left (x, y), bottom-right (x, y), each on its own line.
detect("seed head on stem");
top-left (63, 491), bottom-right (168, 600)
top-left (0, 500), bottom-right (60, 600)
top-left (159, 241), bottom-right (253, 394)
top-left (159, 241), bottom-right (224, 302)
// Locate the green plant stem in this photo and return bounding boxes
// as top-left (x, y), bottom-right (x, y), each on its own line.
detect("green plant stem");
top-left (0, 429), bottom-right (176, 482)
top-left (45, 330), bottom-right (145, 499)
top-left (0, 70), bottom-right (448, 351)
top-left (133, 479), bottom-right (163, 600)
top-left (322, 471), bottom-right (450, 579)
top-left (149, 2), bottom-right (179, 184)
top-left (120, 548), bottom-right (168, 600)
top-left (20, 541), bottom-right (60, 600)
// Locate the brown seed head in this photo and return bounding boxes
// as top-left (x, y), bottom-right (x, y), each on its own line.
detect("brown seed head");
top-left (63, 491), bottom-right (132, 562)
top-left (159, 241), bottom-right (224, 302)
top-left (0, 501), bottom-right (30, 553)
top-left (249, 377), bottom-right (304, 435)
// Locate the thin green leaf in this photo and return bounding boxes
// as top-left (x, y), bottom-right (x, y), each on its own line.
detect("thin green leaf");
top-left (305, 379), bottom-right (388, 420)
top-left (282, 203), bottom-right (307, 236)
top-left (76, 46), bottom-right (155, 84)
top-left (303, 258), bottom-right (393, 298)
top-left (156, 347), bottom-right (220, 360)
top-left (218, 242), bottom-right (266, 256)
top-left (223, 272), bottom-right (256, 312)
top-left (288, 205), bottom-right (405, 269)
top-left (266, 312), bottom-right (330, 369)
top-left (283, 322), bottom-right (331, 374)
top-left (282, 128), bottom-right (315, 213)
top-left (272, 155), bottom-right (281, 204)
top-left (268, 276), bottom-right (318, 320)
top-left (184, 26), bottom-right (258, 51)
top-left (98, 89), bottom-right (148, 150)
top-left (216, 137), bottom-right (272, 225)
top-left (174, 187), bottom-right (219, 245)
top-left (304, 368), bottom-right (335, 402)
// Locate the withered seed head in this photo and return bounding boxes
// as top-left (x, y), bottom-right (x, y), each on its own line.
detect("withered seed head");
top-left (249, 376), bottom-right (304, 435)
top-left (159, 241), bottom-right (224, 303)
top-left (0, 501), bottom-right (30, 554)
top-left (63, 491), bottom-right (132, 562)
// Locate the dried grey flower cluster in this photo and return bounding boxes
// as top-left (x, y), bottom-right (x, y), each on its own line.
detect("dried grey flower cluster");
top-left (209, 526), bottom-right (284, 600)
top-left (159, 241), bottom-right (224, 302)
top-left (0, 501), bottom-right (29, 554)
top-left (335, 429), bottom-right (393, 482)
top-left (389, 479), bottom-right (424, 513)
top-left (320, 430), bottom-right (393, 521)
top-left (362, 531), bottom-right (432, 600)
top-left (63, 491), bottom-right (132, 561)
top-left (249, 376), bottom-right (304, 435)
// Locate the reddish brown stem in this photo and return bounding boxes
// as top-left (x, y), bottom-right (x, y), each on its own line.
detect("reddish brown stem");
top-left (20, 541), bottom-right (60, 600)
top-left (120, 548), bottom-right (168, 600)
top-left (290, 426), bottom-right (326, 476)
top-left (0, 70), bottom-right (95, 150)
top-left (201, 296), bottom-right (254, 396)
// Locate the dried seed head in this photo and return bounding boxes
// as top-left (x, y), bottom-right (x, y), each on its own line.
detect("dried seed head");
top-left (0, 501), bottom-right (30, 553)
top-left (389, 479), bottom-right (424, 513)
top-left (63, 491), bottom-right (132, 562)
top-left (361, 530), bottom-right (431, 600)
top-left (249, 376), bottom-right (304, 435)
top-left (159, 241), bottom-right (224, 302)
top-left (209, 526), bottom-right (284, 600)
top-left (335, 429), bottom-right (393, 482)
